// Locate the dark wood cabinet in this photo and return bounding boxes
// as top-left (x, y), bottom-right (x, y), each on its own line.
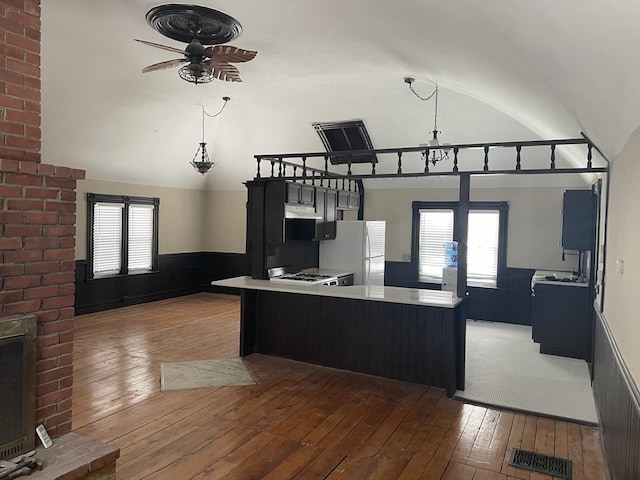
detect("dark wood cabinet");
top-left (562, 189), bottom-right (595, 251)
top-left (246, 180), bottom-right (319, 279)
top-left (314, 187), bottom-right (337, 240)
top-left (349, 192), bottom-right (360, 210)
top-left (286, 182), bottom-right (314, 205)
top-left (337, 190), bottom-right (349, 209)
top-left (532, 283), bottom-right (591, 359)
top-left (337, 190), bottom-right (360, 211)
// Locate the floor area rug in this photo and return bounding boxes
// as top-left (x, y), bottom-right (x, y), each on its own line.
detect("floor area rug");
top-left (160, 358), bottom-right (256, 392)
top-left (454, 320), bottom-right (598, 424)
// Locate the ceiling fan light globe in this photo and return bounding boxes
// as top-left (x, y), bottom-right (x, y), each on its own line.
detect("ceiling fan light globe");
top-left (178, 64), bottom-right (214, 84)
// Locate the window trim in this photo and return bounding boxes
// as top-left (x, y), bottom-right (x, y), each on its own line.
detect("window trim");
top-left (411, 201), bottom-right (509, 289)
top-left (87, 193), bottom-right (159, 279)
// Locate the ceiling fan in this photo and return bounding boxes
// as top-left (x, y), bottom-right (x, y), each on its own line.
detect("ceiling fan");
top-left (135, 38), bottom-right (257, 84)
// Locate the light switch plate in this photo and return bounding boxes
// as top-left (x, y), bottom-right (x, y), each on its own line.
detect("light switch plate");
top-left (615, 259), bottom-right (624, 274)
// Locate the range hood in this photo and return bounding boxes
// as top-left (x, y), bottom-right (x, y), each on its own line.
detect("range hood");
top-left (284, 204), bottom-right (322, 219)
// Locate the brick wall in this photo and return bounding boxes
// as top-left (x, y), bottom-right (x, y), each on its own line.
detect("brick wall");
top-left (1, 0), bottom-right (85, 437)
top-left (0, 0), bottom-right (41, 162)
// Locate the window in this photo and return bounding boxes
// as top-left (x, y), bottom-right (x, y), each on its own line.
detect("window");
top-left (412, 202), bottom-right (508, 288)
top-left (87, 194), bottom-right (159, 278)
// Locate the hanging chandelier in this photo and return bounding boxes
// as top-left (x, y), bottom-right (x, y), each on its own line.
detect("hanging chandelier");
top-left (190, 96), bottom-right (230, 174)
top-left (404, 77), bottom-right (451, 165)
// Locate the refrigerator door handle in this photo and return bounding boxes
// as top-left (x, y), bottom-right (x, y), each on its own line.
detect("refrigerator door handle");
top-left (364, 258), bottom-right (370, 284)
top-left (365, 229), bottom-right (371, 259)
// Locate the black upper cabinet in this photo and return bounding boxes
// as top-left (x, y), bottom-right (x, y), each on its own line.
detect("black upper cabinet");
top-left (287, 182), bottom-right (314, 205)
top-left (561, 189), bottom-right (596, 251)
top-left (337, 190), bottom-right (349, 209)
top-left (314, 187), bottom-right (337, 240)
top-left (337, 190), bottom-right (360, 211)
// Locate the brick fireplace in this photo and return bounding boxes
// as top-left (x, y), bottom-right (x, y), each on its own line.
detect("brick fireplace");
top-left (0, 0), bottom-right (84, 440)
top-left (0, 4), bottom-right (120, 477)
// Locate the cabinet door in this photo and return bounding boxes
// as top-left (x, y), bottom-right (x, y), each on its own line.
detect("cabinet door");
top-left (300, 184), bottom-right (315, 205)
top-left (562, 190), bottom-right (595, 251)
top-left (337, 190), bottom-right (350, 209)
top-left (324, 189), bottom-right (337, 239)
top-left (286, 182), bottom-right (301, 204)
top-left (348, 192), bottom-right (360, 210)
top-left (532, 283), bottom-right (589, 359)
top-left (314, 187), bottom-right (326, 240)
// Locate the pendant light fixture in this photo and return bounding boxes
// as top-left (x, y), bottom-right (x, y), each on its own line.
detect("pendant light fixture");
top-left (404, 77), bottom-right (451, 165)
top-left (191, 96), bottom-right (230, 174)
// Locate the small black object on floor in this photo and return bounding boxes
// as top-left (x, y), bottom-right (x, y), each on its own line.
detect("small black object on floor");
top-left (509, 448), bottom-right (572, 479)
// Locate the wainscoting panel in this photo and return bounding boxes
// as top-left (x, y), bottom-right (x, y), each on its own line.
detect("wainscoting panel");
top-left (250, 290), bottom-right (463, 395)
top-left (75, 252), bottom-right (246, 315)
top-left (593, 307), bottom-right (640, 480)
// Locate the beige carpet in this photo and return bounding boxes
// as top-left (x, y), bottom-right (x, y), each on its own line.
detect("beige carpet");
top-left (454, 320), bottom-right (598, 424)
top-left (160, 358), bottom-right (256, 392)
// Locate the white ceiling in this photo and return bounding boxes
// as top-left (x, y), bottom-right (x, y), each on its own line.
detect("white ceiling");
top-left (41, 1), bottom-right (640, 191)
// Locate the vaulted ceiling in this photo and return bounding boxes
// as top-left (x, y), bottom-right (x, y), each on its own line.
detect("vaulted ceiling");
top-left (41, 1), bottom-right (640, 191)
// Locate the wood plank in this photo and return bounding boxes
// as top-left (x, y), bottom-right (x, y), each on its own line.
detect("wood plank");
top-left (499, 412), bottom-right (526, 477)
top-left (581, 425), bottom-right (606, 480)
top-left (69, 293), bottom-right (608, 480)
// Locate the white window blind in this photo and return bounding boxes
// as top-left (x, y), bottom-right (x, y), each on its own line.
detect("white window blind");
top-left (93, 202), bottom-right (124, 276)
top-left (467, 210), bottom-right (500, 287)
top-left (418, 209), bottom-right (500, 287)
top-left (418, 209), bottom-right (454, 281)
top-left (128, 204), bottom-right (154, 272)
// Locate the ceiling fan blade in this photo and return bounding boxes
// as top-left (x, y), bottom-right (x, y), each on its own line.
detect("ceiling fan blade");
top-left (135, 39), bottom-right (185, 55)
top-left (204, 45), bottom-right (257, 63)
top-left (206, 61), bottom-right (242, 82)
top-left (142, 58), bottom-right (186, 73)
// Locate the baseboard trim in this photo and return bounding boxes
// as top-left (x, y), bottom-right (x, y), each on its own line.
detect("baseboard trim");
top-left (75, 286), bottom-right (204, 316)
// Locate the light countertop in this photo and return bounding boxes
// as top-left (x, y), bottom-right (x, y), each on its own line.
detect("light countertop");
top-left (532, 270), bottom-right (589, 289)
top-left (212, 276), bottom-right (463, 308)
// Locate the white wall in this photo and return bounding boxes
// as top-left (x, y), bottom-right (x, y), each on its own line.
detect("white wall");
top-left (201, 190), bottom-right (247, 253)
top-left (363, 184), bottom-right (591, 271)
top-left (602, 127), bottom-right (640, 384)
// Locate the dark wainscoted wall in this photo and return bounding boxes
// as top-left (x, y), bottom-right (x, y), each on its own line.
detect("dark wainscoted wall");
top-left (592, 308), bottom-right (640, 480)
top-left (75, 252), bottom-right (247, 315)
top-left (385, 261), bottom-right (535, 324)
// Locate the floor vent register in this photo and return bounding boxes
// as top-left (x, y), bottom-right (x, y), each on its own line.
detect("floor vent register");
top-left (508, 448), bottom-right (572, 479)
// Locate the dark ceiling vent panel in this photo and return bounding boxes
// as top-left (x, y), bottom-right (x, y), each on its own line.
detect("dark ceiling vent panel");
top-left (313, 119), bottom-right (377, 165)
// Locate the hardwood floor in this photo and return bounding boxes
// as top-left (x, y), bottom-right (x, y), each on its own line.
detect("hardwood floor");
top-left (72, 293), bottom-right (607, 479)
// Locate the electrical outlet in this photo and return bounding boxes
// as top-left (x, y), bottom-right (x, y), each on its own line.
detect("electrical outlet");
top-left (615, 259), bottom-right (624, 274)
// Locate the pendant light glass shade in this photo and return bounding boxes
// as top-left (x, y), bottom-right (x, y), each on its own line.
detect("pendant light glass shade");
top-left (189, 97), bottom-right (230, 174)
top-left (191, 142), bottom-right (215, 174)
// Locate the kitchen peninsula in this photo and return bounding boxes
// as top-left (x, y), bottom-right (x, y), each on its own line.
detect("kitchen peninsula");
top-left (213, 277), bottom-right (465, 396)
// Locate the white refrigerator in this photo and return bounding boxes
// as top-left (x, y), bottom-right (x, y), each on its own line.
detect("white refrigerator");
top-left (319, 220), bottom-right (385, 286)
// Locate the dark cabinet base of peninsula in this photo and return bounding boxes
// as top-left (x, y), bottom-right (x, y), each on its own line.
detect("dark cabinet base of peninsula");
top-left (239, 290), bottom-right (465, 396)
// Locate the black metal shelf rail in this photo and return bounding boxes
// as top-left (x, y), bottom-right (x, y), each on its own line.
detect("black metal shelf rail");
top-left (253, 136), bottom-right (608, 188)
